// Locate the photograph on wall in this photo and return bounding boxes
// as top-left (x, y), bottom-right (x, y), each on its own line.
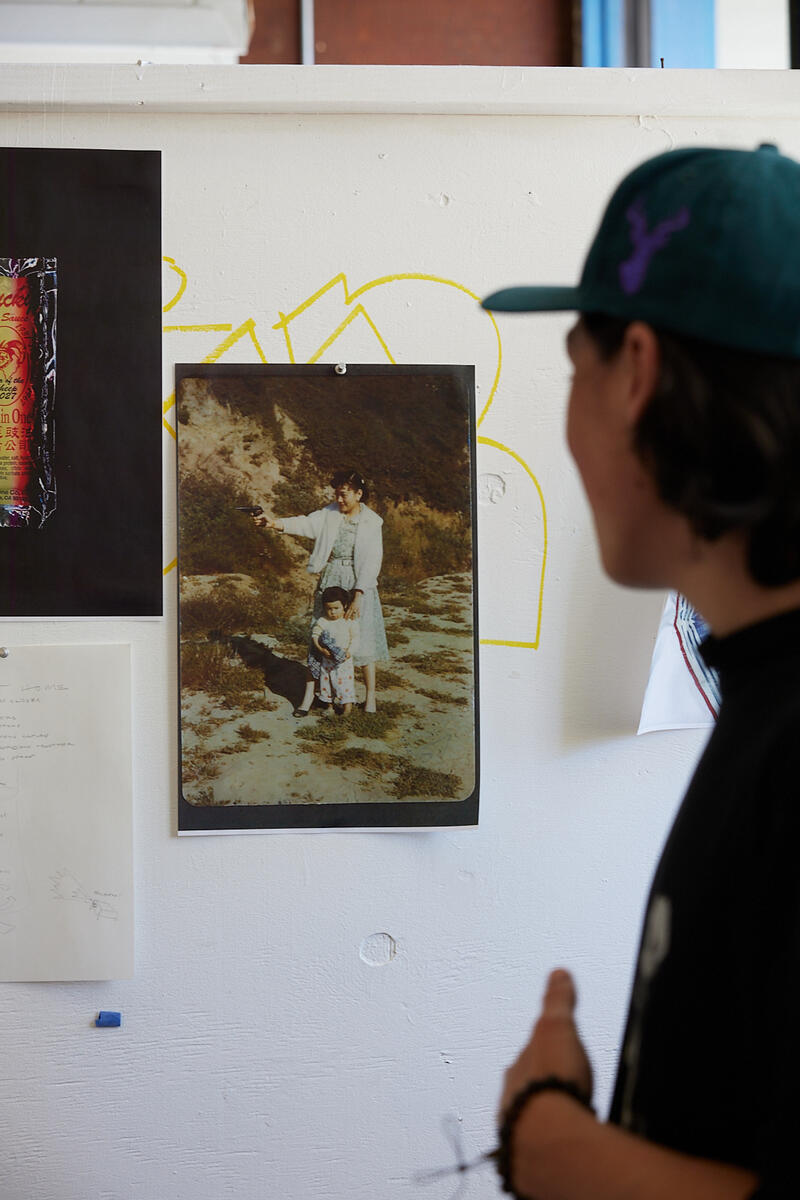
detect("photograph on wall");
top-left (0, 148), bottom-right (162, 616)
top-left (176, 363), bottom-right (479, 831)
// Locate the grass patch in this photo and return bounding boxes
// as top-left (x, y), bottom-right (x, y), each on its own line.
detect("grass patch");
top-left (403, 597), bottom-right (443, 615)
top-left (181, 642), bottom-right (265, 705)
top-left (294, 720), bottom-right (350, 746)
top-left (381, 582), bottom-right (415, 607)
top-left (416, 687), bottom-right (469, 707)
top-left (401, 617), bottom-right (434, 631)
top-left (434, 602), bottom-right (469, 622)
top-left (240, 692), bottom-right (276, 714)
top-left (293, 704), bottom-right (405, 755)
top-left (380, 501), bottom-right (471, 590)
top-left (181, 747), bottom-right (221, 783)
top-left (190, 717), bottom-right (227, 739)
top-left (340, 708), bottom-right (398, 739)
top-left (277, 615), bottom-right (312, 658)
top-left (328, 747), bottom-right (393, 775)
top-left (390, 757), bottom-right (462, 799)
top-left (376, 700), bottom-right (413, 719)
top-left (397, 650), bottom-right (470, 678)
top-left (236, 723), bottom-right (270, 744)
top-left (377, 670), bottom-right (406, 690)
top-left (180, 576), bottom-right (303, 638)
top-left (186, 785), bottom-right (216, 806)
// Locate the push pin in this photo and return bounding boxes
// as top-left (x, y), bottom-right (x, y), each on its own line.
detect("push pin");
top-left (0, 648), bottom-right (8, 659)
top-left (334, 363), bottom-right (347, 375)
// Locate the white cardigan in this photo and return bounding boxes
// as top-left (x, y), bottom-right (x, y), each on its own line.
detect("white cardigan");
top-left (280, 503), bottom-right (384, 592)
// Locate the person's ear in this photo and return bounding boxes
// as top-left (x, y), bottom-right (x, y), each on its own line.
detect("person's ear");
top-left (620, 321), bottom-right (660, 428)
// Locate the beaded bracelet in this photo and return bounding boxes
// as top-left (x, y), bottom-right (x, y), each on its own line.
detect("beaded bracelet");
top-left (496, 1075), bottom-right (596, 1197)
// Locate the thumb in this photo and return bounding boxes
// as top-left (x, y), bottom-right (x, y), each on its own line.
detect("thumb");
top-left (541, 969), bottom-right (576, 1019)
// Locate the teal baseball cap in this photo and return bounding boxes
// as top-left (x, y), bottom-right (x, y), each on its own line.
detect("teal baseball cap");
top-left (482, 143), bottom-right (800, 359)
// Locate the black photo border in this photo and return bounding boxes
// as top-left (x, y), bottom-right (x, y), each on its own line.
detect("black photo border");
top-left (0, 147), bottom-right (162, 617)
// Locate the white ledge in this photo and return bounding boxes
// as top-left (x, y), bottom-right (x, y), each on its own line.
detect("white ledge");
top-left (0, 63), bottom-right (799, 117)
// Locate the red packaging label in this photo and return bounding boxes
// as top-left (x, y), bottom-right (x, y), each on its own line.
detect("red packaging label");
top-left (0, 259), bottom-right (57, 527)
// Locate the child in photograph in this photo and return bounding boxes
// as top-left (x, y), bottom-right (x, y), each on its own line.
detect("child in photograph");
top-left (309, 586), bottom-right (359, 714)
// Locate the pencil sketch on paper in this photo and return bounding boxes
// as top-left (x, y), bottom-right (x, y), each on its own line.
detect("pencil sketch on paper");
top-left (50, 868), bottom-right (119, 921)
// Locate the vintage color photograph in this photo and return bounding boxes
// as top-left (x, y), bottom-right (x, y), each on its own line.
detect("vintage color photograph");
top-left (177, 363), bottom-right (479, 831)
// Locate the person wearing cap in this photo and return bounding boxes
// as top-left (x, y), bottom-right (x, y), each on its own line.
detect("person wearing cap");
top-left (484, 144), bottom-right (800, 1199)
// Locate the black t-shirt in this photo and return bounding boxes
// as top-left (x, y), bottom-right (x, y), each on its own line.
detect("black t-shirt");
top-left (609, 608), bottom-right (800, 1197)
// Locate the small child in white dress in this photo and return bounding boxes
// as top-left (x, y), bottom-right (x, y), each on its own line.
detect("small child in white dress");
top-left (309, 586), bottom-right (359, 714)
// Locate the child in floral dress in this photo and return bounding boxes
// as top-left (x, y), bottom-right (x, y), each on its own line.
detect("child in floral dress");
top-left (309, 586), bottom-right (359, 714)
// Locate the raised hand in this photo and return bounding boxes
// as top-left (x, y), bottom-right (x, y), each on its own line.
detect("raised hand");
top-left (499, 969), bottom-right (593, 1120)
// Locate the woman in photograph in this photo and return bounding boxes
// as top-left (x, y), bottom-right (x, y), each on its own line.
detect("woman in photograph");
top-left (256, 469), bottom-right (389, 714)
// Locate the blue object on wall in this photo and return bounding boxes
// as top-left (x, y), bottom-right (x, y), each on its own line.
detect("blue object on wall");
top-left (95, 1011), bottom-right (122, 1028)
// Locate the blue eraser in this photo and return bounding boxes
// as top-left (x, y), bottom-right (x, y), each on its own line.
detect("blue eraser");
top-left (95, 1011), bottom-right (121, 1028)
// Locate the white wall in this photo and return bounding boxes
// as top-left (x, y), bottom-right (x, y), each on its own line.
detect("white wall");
top-left (0, 65), bottom-right (796, 1200)
top-left (715, 0), bottom-right (790, 67)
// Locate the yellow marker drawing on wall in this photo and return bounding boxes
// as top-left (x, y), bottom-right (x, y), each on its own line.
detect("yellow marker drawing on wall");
top-left (273, 272), bottom-right (502, 427)
top-left (163, 257), bottom-right (187, 314)
top-left (162, 260), bottom-right (548, 649)
top-left (477, 437), bottom-right (547, 650)
top-left (161, 255), bottom-right (269, 437)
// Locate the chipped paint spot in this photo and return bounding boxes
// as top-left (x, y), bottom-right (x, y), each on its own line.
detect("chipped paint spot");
top-left (477, 472), bottom-right (507, 506)
top-left (359, 932), bottom-right (397, 966)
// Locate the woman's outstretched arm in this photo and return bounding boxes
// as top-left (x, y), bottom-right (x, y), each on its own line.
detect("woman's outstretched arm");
top-left (253, 509), bottom-right (328, 539)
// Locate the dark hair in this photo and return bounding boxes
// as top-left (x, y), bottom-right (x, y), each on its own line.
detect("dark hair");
top-left (321, 586), bottom-right (349, 607)
top-left (330, 469), bottom-right (368, 503)
top-left (582, 312), bottom-right (800, 587)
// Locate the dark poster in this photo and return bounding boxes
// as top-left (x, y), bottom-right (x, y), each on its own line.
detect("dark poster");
top-left (0, 148), bottom-right (162, 616)
top-left (176, 363), bottom-right (479, 831)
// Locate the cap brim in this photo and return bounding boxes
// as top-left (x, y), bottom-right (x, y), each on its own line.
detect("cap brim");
top-left (481, 285), bottom-right (581, 313)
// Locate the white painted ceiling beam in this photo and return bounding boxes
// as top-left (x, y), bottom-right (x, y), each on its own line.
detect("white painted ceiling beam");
top-left (1, 64), bottom-right (799, 116)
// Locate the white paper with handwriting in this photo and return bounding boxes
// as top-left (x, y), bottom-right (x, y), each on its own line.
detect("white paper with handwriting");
top-left (0, 644), bottom-right (132, 981)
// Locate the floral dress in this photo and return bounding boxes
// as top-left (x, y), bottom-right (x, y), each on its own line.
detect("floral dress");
top-left (312, 514), bottom-right (389, 667)
top-left (308, 617), bottom-right (357, 704)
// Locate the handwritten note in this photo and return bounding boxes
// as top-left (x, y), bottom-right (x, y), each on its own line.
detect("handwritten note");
top-left (0, 645), bottom-right (132, 981)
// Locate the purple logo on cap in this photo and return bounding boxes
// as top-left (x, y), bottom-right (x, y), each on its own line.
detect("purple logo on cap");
top-left (619, 199), bottom-right (690, 295)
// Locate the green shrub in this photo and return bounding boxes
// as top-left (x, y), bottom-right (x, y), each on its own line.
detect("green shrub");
top-left (236, 722), bottom-right (270, 744)
top-left (181, 747), bottom-right (221, 783)
top-left (294, 720), bottom-right (349, 745)
top-left (390, 757), bottom-right (462, 799)
top-left (178, 474), bottom-right (267, 575)
top-left (328, 747), bottom-right (392, 775)
top-left (180, 578), bottom-right (302, 637)
top-left (415, 686), bottom-right (470, 706)
top-left (180, 641), bottom-right (264, 703)
top-left (186, 786), bottom-right (216, 806)
top-left (380, 503), bottom-right (471, 590)
top-left (340, 708), bottom-right (396, 739)
top-left (376, 670), bottom-right (406, 690)
top-left (397, 651), bottom-right (470, 678)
